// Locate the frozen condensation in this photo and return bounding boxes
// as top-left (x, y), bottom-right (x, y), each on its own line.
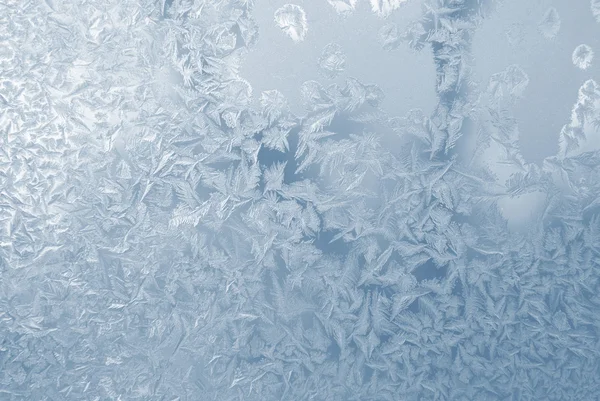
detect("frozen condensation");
top-left (379, 23), bottom-right (401, 50)
top-left (326, 0), bottom-right (358, 15)
top-left (2, 0), bottom-right (600, 400)
top-left (318, 42), bottom-right (347, 78)
top-left (573, 43), bottom-right (595, 70)
top-left (538, 7), bottom-right (561, 39)
top-left (274, 4), bottom-right (308, 42)
top-left (369, 0), bottom-right (409, 18)
top-left (592, 0), bottom-right (600, 22)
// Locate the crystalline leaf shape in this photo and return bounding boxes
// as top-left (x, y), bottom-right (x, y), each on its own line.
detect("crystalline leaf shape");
top-left (263, 162), bottom-right (287, 192)
top-left (379, 23), bottom-right (401, 50)
top-left (274, 4), bottom-right (308, 42)
top-left (327, 0), bottom-right (358, 15)
top-left (487, 64), bottom-right (529, 101)
top-left (261, 89), bottom-right (289, 123)
top-left (538, 7), bottom-right (561, 39)
top-left (318, 43), bottom-right (346, 79)
top-left (505, 23), bottom-right (526, 48)
top-left (503, 64), bottom-right (529, 98)
top-left (572, 44), bottom-right (594, 70)
top-left (369, 0), bottom-right (408, 17)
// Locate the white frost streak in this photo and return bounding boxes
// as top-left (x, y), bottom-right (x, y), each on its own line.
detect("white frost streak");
top-left (274, 4), bottom-right (308, 42)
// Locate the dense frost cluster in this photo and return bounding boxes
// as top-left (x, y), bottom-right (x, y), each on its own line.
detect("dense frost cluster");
top-left (1, 0), bottom-right (600, 400)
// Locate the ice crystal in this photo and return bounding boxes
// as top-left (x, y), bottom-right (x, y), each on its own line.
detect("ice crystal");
top-left (592, 0), bottom-right (600, 23)
top-left (274, 4), bottom-right (308, 42)
top-left (539, 7), bottom-right (561, 39)
top-left (379, 23), bottom-right (401, 50)
top-left (318, 42), bottom-right (347, 78)
top-left (327, 0), bottom-right (358, 16)
top-left (572, 43), bottom-right (594, 70)
top-left (369, 0), bottom-right (409, 17)
top-left (2, 1), bottom-right (600, 400)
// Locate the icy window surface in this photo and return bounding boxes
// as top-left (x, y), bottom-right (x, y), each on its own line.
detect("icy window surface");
top-left (1, 1), bottom-right (600, 400)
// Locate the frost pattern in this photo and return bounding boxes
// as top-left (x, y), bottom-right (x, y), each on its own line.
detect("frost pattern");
top-left (318, 42), bottom-right (347, 78)
top-left (539, 7), bottom-right (561, 39)
top-left (274, 4), bottom-right (308, 42)
top-left (369, 0), bottom-right (409, 17)
top-left (558, 79), bottom-right (600, 157)
top-left (505, 22), bottom-right (526, 47)
top-left (2, 0), bottom-right (600, 400)
top-left (572, 44), bottom-right (594, 70)
top-left (327, 0), bottom-right (358, 15)
top-left (379, 23), bottom-right (401, 50)
top-left (488, 64), bottom-right (530, 102)
top-left (592, 0), bottom-right (600, 22)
